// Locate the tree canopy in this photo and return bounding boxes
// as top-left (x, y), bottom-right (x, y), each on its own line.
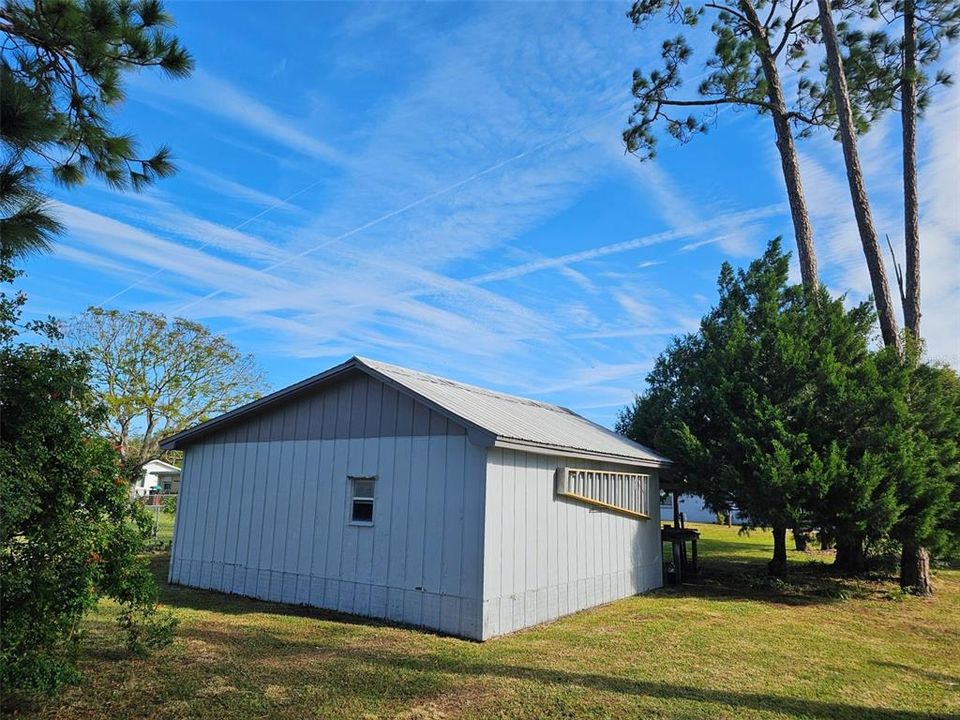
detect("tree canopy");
top-left (624, 0), bottom-right (824, 288)
top-left (618, 240), bottom-right (959, 579)
top-left (64, 307), bottom-right (265, 468)
top-left (0, 0), bottom-right (192, 258)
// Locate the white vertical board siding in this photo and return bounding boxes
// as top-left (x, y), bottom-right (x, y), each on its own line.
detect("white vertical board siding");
top-left (170, 435), bottom-right (486, 638)
top-left (169, 367), bottom-right (664, 641)
top-left (480, 447), bottom-right (662, 639)
top-left (168, 372), bottom-right (488, 640)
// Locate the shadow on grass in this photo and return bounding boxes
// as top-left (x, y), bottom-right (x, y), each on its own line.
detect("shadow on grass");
top-left (871, 661), bottom-right (960, 687)
top-left (139, 553), bottom-right (952, 720)
top-left (338, 648), bottom-right (954, 720)
top-left (167, 621), bottom-right (953, 720)
top-left (658, 530), bottom-right (898, 606)
top-left (655, 556), bottom-right (891, 606)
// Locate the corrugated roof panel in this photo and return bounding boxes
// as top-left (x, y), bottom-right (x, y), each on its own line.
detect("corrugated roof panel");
top-left (356, 357), bottom-right (669, 465)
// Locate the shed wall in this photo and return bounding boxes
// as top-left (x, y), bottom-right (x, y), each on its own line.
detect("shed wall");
top-left (480, 448), bottom-right (662, 639)
top-left (169, 374), bottom-right (487, 639)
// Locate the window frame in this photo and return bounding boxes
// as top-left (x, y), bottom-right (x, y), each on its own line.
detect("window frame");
top-left (348, 475), bottom-right (377, 526)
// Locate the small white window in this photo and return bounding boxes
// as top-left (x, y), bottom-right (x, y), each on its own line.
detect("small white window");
top-left (349, 476), bottom-right (376, 524)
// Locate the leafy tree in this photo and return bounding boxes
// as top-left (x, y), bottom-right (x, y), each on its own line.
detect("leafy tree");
top-left (802, 342), bottom-right (907, 572)
top-left (617, 239), bottom-right (897, 574)
top-left (64, 307), bottom-right (265, 469)
top-left (0, 254), bottom-right (176, 697)
top-left (0, 0), bottom-right (192, 257)
top-left (624, 0), bottom-right (824, 289)
top-left (619, 240), bottom-right (960, 584)
top-left (889, 356), bottom-right (960, 593)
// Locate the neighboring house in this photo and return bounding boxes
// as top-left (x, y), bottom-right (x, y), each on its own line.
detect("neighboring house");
top-left (132, 459), bottom-right (182, 497)
top-left (160, 356), bottom-right (671, 640)
top-left (660, 494), bottom-right (743, 525)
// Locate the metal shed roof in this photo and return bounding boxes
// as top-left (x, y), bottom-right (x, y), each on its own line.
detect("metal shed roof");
top-left (357, 357), bottom-right (669, 466)
top-left (160, 356), bottom-right (670, 466)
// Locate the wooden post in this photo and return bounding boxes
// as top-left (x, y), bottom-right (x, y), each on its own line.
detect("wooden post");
top-left (673, 490), bottom-right (680, 528)
top-left (691, 536), bottom-right (699, 577)
top-left (673, 541), bottom-right (683, 584)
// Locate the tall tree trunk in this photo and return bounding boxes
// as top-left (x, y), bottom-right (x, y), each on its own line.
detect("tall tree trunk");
top-left (740, 0), bottom-right (819, 289)
top-left (769, 525), bottom-right (788, 576)
top-left (834, 535), bottom-right (867, 574)
top-left (897, 0), bottom-right (934, 595)
top-left (900, 541), bottom-right (933, 595)
top-left (901, 0), bottom-right (921, 339)
top-left (816, 0), bottom-right (902, 354)
top-left (818, 529), bottom-right (832, 551)
top-left (793, 528), bottom-right (809, 552)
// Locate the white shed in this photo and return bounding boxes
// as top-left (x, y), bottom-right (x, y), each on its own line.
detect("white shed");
top-left (160, 356), bottom-right (670, 640)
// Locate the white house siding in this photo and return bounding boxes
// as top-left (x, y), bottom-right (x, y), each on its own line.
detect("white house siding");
top-left (660, 495), bottom-right (743, 525)
top-left (480, 448), bottom-right (662, 639)
top-left (132, 460), bottom-right (181, 497)
top-left (169, 373), bottom-right (488, 639)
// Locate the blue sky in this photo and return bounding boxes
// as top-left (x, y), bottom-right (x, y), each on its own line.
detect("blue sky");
top-left (18, 1), bottom-right (960, 428)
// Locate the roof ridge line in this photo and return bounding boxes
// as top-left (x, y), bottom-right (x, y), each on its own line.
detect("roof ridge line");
top-left (355, 356), bottom-right (574, 414)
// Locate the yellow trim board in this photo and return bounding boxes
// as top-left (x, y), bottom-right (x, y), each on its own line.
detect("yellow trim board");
top-left (557, 491), bottom-right (650, 520)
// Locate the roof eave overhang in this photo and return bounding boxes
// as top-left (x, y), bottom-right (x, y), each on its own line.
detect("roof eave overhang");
top-left (144, 459), bottom-right (180, 471)
top-left (491, 437), bottom-right (672, 468)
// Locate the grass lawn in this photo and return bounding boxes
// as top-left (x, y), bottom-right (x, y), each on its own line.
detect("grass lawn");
top-left (139, 506), bottom-right (175, 548)
top-left (155, 511), bottom-right (175, 545)
top-left (12, 524), bottom-right (960, 719)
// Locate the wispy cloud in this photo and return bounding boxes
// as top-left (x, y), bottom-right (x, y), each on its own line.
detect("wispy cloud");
top-left (40, 4), bottom-right (958, 433)
top-left (178, 162), bottom-right (304, 213)
top-left (914, 80), bottom-right (960, 367)
top-left (138, 69), bottom-right (345, 165)
top-left (465, 203), bottom-right (786, 284)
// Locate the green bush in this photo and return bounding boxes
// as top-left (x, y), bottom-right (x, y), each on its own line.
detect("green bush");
top-left (0, 259), bottom-right (176, 698)
top-left (162, 495), bottom-right (177, 515)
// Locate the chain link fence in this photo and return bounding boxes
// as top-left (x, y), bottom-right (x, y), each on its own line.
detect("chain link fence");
top-left (134, 493), bottom-right (177, 551)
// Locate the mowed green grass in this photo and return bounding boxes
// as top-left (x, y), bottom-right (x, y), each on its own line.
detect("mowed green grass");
top-left (139, 505), bottom-right (175, 547)
top-left (16, 524), bottom-right (960, 720)
top-left (155, 511), bottom-right (175, 544)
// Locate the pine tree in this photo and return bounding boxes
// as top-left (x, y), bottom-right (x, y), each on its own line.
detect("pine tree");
top-left (0, 0), bottom-right (192, 257)
top-left (617, 239), bottom-right (895, 575)
top-left (837, 0), bottom-right (960, 340)
top-left (814, 0), bottom-right (904, 354)
top-left (808, 0), bottom-right (959, 590)
top-left (624, 0), bottom-right (825, 289)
